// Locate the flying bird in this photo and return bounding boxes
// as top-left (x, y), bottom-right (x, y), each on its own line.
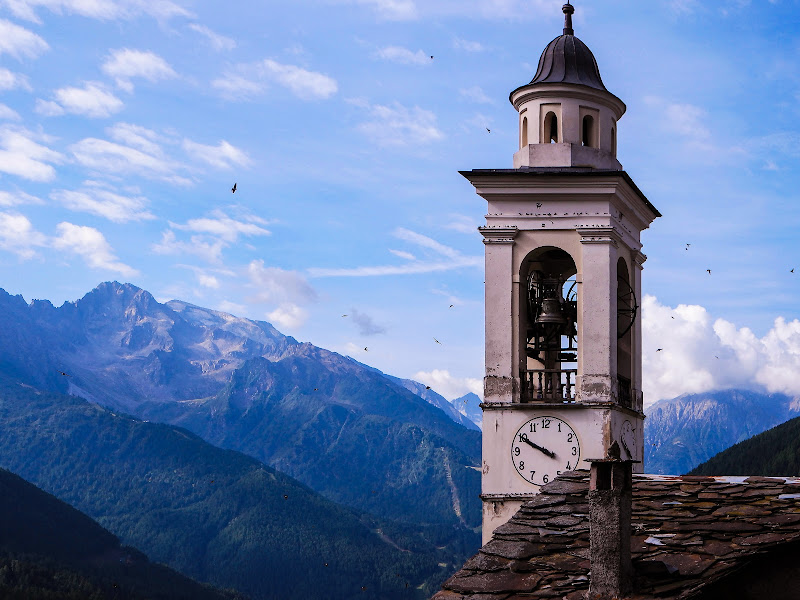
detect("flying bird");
top-left (430, 55), bottom-right (434, 60)
top-left (434, 338), bottom-right (441, 345)
top-left (792, 269), bottom-right (795, 273)
top-left (449, 304), bottom-right (454, 308)
top-left (707, 269), bottom-right (711, 274)
top-left (341, 314), bottom-right (348, 317)
top-left (656, 348), bottom-right (663, 352)
top-left (231, 183), bottom-right (237, 193)
top-left (486, 127), bottom-right (491, 133)
top-left (364, 347), bottom-right (368, 351)
top-left (57, 370), bottom-right (70, 377)
top-left (685, 243), bottom-right (691, 250)
top-left (283, 494), bottom-right (288, 499)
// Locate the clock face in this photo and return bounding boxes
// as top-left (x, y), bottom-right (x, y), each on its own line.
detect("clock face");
top-left (511, 416), bottom-right (580, 486)
top-left (620, 420), bottom-right (637, 459)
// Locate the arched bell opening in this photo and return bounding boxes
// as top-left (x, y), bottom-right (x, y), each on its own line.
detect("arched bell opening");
top-left (520, 247), bottom-right (578, 403)
top-left (616, 257), bottom-right (637, 409)
top-left (544, 111), bottom-right (558, 144)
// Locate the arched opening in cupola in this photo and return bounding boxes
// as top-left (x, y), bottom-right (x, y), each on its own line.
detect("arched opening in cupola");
top-left (582, 115), bottom-right (596, 147)
top-left (616, 257), bottom-right (636, 409)
top-left (521, 116), bottom-right (528, 148)
top-left (520, 247), bottom-right (578, 403)
top-left (611, 126), bottom-right (617, 157)
top-left (544, 111), bottom-right (558, 143)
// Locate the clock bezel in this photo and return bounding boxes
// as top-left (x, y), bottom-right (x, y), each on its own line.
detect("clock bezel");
top-left (510, 415), bottom-right (581, 487)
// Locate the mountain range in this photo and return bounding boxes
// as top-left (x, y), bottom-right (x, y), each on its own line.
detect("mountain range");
top-left (644, 389), bottom-right (800, 475)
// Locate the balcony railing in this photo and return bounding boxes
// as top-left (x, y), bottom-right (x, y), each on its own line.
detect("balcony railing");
top-left (523, 369), bottom-right (577, 402)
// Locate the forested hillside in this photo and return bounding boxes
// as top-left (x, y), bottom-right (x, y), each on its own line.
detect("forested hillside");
top-left (0, 376), bottom-right (470, 600)
top-left (689, 415), bottom-right (800, 477)
top-left (0, 467), bottom-right (243, 600)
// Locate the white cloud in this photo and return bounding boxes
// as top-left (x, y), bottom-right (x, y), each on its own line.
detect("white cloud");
top-left (51, 182), bottom-right (154, 222)
top-left (413, 369), bottom-right (482, 400)
top-left (152, 230), bottom-right (225, 262)
top-left (102, 48), bottom-right (177, 92)
top-left (389, 249), bottom-right (416, 260)
top-left (0, 104), bottom-right (21, 120)
top-left (643, 295), bottom-right (800, 407)
top-left (52, 221), bottom-right (138, 276)
top-left (107, 122), bottom-right (165, 156)
top-left (0, 190), bottom-right (42, 206)
top-left (247, 259), bottom-right (318, 306)
top-left (375, 45), bottom-right (431, 66)
top-left (0, 211), bottom-right (46, 258)
top-left (452, 37), bottom-right (484, 52)
top-left (212, 59), bottom-right (337, 102)
top-left (0, 126), bottom-right (62, 181)
top-left (188, 23), bottom-right (235, 51)
top-left (349, 0), bottom-right (417, 20)
top-left (309, 227), bottom-right (481, 277)
top-left (182, 139), bottom-right (251, 170)
top-left (0, 67), bottom-right (31, 91)
top-left (2, 0), bottom-right (192, 23)
top-left (348, 308), bottom-right (386, 336)
top-left (0, 19), bottom-right (48, 59)
top-left (460, 86), bottom-right (493, 104)
top-left (444, 214), bottom-right (479, 234)
top-left (267, 303), bottom-right (308, 329)
top-left (172, 210), bottom-right (270, 242)
top-left (357, 101), bottom-right (444, 147)
top-left (38, 82), bottom-right (124, 118)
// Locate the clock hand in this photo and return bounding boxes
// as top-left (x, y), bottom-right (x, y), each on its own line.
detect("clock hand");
top-left (521, 436), bottom-right (556, 459)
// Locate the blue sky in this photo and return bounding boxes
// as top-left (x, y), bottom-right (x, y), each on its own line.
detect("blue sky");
top-left (1, 0), bottom-right (799, 405)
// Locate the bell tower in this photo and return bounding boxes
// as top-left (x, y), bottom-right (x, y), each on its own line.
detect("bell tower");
top-left (462, 2), bottom-right (660, 542)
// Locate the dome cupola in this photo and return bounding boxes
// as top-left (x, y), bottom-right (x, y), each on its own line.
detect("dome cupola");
top-left (510, 2), bottom-right (626, 170)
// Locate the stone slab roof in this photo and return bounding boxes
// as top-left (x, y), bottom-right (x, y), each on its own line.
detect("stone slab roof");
top-left (433, 471), bottom-right (800, 600)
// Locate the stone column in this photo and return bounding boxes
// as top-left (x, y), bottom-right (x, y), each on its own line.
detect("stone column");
top-left (480, 226), bottom-right (518, 403)
top-left (587, 458), bottom-right (634, 600)
top-left (578, 228), bottom-right (619, 403)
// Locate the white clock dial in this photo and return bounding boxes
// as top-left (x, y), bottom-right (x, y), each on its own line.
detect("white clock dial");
top-left (620, 420), bottom-right (637, 460)
top-left (511, 416), bottom-right (580, 486)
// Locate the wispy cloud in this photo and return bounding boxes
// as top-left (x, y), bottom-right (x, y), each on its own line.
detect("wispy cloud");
top-left (413, 369), bottom-right (482, 400)
top-left (0, 68), bottom-right (31, 91)
top-left (444, 214), bottom-right (479, 234)
top-left (348, 308), bottom-right (387, 336)
top-left (2, 0), bottom-right (192, 23)
top-left (37, 81), bottom-right (124, 118)
top-left (344, 0), bottom-right (417, 20)
top-left (188, 23), bottom-right (235, 51)
top-left (212, 59), bottom-right (338, 101)
top-left (355, 101), bottom-right (444, 147)
top-left (50, 181), bottom-right (155, 223)
top-left (0, 19), bottom-right (48, 59)
top-left (0, 211), bottom-right (47, 259)
top-left (375, 45), bottom-right (431, 66)
top-left (452, 37), bottom-right (484, 52)
top-left (309, 228), bottom-right (480, 277)
top-left (0, 126), bottom-right (63, 182)
top-left (101, 48), bottom-right (177, 92)
top-left (52, 221), bottom-right (138, 276)
top-left (182, 139), bottom-right (251, 170)
top-left (0, 190), bottom-right (42, 206)
top-left (459, 86), bottom-right (493, 104)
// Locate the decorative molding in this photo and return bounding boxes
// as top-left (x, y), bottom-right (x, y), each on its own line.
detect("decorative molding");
top-left (577, 226), bottom-right (621, 248)
top-left (634, 251), bottom-right (647, 268)
top-left (479, 226), bottom-right (518, 245)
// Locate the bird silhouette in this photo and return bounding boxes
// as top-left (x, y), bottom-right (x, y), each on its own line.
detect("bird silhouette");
top-left (283, 494), bottom-right (288, 499)
top-left (57, 370), bottom-right (70, 377)
top-left (430, 55), bottom-right (434, 60)
top-left (707, 269), bottom-right (711, 274)
top-left (342, 314), bottom-right (348, 317)
top-left (486, 127), bottom-right (491, 133)
top-left (364, 347), bottom-right (368, 351)
top-left (434, 338), bottom-right (441, 344)
top-left (231, 183), bottom-right (237, 193)
top-left (449, 304), bottom-right (454, 308)
top-left (656, 348), bottom-right (663, 352)
top-left (425, 385), bottom-right (431, 390)
top-left (792, 269), bottom-right (795, 273)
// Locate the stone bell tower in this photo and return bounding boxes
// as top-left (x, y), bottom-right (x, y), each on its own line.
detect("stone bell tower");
top-left (462, 2), bottom-right (660, 542)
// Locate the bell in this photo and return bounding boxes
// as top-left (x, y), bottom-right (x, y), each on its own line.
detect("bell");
top-left (536, 294), bottom-right (567, 326)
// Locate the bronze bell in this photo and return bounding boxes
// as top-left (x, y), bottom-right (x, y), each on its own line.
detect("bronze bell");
top-left (536, 293), bottom-right (567, 326)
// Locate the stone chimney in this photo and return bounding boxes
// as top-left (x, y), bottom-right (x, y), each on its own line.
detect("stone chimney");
top-left (587, 455), bottom-right (635, 599)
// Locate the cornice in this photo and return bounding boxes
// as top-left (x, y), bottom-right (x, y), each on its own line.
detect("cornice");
top-left (479, 226), bottom-right (518, 245)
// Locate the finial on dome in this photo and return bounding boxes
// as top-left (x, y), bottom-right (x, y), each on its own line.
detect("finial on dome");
top-left (563, 1), bottom-right (575, 36)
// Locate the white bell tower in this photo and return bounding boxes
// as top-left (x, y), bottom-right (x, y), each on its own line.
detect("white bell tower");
top-left (462, 2), bottom-right (661, 542)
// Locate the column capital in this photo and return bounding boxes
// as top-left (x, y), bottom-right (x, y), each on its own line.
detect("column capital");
top-left (634, 251), bottom-right (647, 268)
top-left (577, 226), bottom-right (621, 248)
top-left (479, 226), bottom-right (518, 245)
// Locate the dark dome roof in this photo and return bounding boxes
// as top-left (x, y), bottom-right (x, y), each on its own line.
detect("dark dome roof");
top-left (530, 34), bottom-right (606, 91)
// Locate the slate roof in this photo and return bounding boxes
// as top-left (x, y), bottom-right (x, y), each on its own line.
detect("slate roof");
top-left (433, 471), bottom-right (800, 600)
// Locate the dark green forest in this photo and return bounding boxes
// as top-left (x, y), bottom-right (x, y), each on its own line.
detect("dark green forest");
top-left (0, 468), bottom-right (243, 600)
top-left (0, 375), bottom-right (471, 599)
top-left (689, 413), bottom-right (800, 476)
